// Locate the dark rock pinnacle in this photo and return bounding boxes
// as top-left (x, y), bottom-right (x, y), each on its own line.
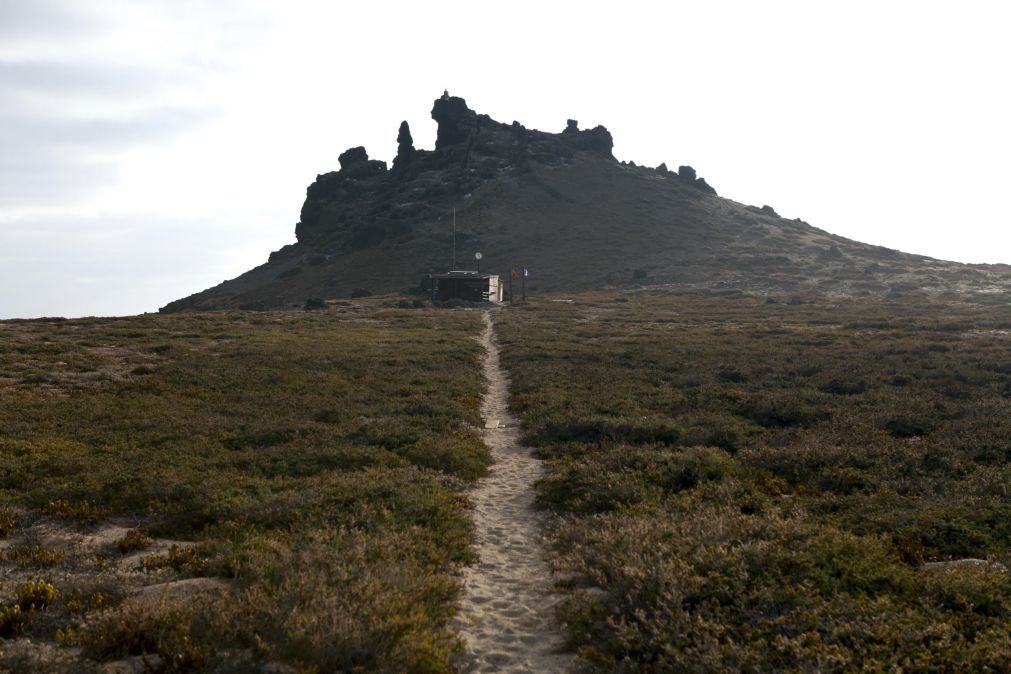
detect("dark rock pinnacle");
top-left (393, 121), bottom-right (415, 171)
top-left (432, 95), bottom-right (478, 149)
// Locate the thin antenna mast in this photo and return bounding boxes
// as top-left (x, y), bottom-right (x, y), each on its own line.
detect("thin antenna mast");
top-left (452, 208), bottom-right (457, 270)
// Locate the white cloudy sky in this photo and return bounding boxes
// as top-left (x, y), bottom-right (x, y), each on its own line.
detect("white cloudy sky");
top-left (1, 0), bottom-right (1009, 318)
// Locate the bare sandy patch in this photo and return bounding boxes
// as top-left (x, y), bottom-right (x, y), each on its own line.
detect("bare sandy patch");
top-left (1, 516), bottom-right (224, 619)
top-left (123, 577), bottom-right (235, 609)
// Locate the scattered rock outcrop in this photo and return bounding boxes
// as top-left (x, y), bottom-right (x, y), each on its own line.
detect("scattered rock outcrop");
top-left (674, 164), bottom-right (716, 194)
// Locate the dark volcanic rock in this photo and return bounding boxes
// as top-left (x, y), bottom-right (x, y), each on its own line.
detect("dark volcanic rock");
top-left (289, 93), bottom-right (633, 249)
top-left (572, 125), bottom-right (613, 156)
top-left (393, 121), bottom-right (415, 171)
top-left (338, 146), bottom-right (369, 170)
top-left (678, 165), bottom-right (716, 194)
top-left (432, 93), bottom-right (478, 149)
top-left (695, 177), bottom-right (717, 195)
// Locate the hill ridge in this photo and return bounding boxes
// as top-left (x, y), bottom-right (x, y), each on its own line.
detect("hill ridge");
top-left (162, 94), bottom-right (1011, 311)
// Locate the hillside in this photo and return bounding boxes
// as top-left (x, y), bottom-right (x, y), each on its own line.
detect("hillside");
top-left (162, 94), bottom-right (1011, 311)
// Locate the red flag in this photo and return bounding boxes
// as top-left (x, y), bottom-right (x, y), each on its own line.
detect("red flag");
top-left (511, 269), bottom-right (518, 279)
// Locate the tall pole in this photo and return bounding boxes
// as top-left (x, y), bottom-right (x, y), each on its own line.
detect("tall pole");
top-left (509, 268), bottom-right (513, 303)
top-left (522, 271), bottom-right (526, 302)
top-left (452, 208), bottom-right (457, 270)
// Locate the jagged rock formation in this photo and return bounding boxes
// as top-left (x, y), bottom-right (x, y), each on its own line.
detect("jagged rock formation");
top-left (393, 121), bottom-right (414, 171)
top-left (291, 93), bottom-right (629, 253)
top-left (162, 94), bottom-right (1011, 312)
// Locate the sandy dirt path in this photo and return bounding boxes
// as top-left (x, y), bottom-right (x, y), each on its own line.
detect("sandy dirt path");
top-left (453, 311), bottom-right (573, 673)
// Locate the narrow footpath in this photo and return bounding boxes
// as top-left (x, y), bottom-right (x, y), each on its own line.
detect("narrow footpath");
top-left (453, 311), bottom-right (573, 673)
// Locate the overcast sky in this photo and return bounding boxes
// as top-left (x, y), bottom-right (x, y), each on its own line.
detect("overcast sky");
top-left (2, 1), bottom-right (1009, 318)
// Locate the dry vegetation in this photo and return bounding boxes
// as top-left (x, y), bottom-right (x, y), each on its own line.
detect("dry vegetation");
top-left (3, 289), bottom-right (1010, 672)
top-left (496, 290), bottom-right (1011, 673)
top-left (0, 306), bottom-right (488, 673)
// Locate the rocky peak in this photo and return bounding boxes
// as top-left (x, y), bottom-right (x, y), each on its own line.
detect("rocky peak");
top-left (393, 121), bottom-right (415, 171)
top-left (676, 164), bottom-right (715, 194)
top-left (338, 146), bottom-right (369, 170)
top-left (574, 125), bottom-right (613, 156)
top-left (292, 93), bottom-right (711, 247)
top-left (432, 93), bottom-right (478, 149)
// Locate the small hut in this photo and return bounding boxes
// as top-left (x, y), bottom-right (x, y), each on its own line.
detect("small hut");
top-left (427, 271), bottom-right (503, 303)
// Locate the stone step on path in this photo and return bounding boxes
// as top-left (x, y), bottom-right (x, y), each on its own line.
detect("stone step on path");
top-left (452, 311), bottom-right (573, 673)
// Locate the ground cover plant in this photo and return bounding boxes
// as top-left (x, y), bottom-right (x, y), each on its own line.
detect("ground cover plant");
top-left (496, 290), bottom-right (1011, 672)
top-left (0, 304), bottom-right (488, 672)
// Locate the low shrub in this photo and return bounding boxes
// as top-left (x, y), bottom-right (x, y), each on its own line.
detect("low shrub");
top-left (0, 507), bottom-right (19, 536)
top-left (527, 417), bottom-right (682, 446)
top-left (73, 602), bottom-right (217, 670)
top-left (717, 368), bottom-right (747, 382)
top-left (18, 579), bottom-right (60, 610)
top-left (304, 297), bottom-right (327, 311)
top-left (42, 499), bottom-right (103, 523)
top-left (537, 446), bottom-right (746, 514)
top-left (0, 604), bottom-right (25, 637)
top-left (115, 529), bottom-right (152, 554)
top-left (735, 396), bottom-right (828, 428)
top-left (819, 379), bottom-right (867, 395)
top-left (885, 416), bottom-right (935, 438)
top-left (2, 545), bottom-right (66, 568)
top-left (140, 542), bottom-right (232, 578)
